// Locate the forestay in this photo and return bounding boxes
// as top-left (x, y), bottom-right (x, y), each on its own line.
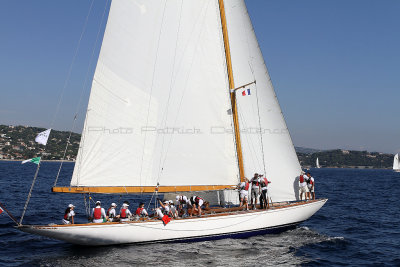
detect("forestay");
top-left (224, 0), bottom-right (301, 202)
top-left (71, 0), bottom-right (239, 189)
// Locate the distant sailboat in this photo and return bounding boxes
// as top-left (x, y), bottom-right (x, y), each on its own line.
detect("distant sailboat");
top-left (316, 157), bottom-right (321, 168)
top-left (393, 154), bottom-right (400, 172)
top-left (16, 0), bottom-right (327, 245)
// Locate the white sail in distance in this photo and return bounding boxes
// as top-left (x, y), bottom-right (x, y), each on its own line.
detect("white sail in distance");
top-left (393, 154), bottom-right (400, 171)
top-left (316, 158), bottom-right (321, 168)
top-left (71, 0), bottom-right (239, 188)
top-left (224, 0), bottom-right (302, 202)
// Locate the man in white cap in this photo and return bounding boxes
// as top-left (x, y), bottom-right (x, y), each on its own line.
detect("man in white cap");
top-left (91, 201), bottom-right (107, 223)
top-left (107, 203), bottom-right (118, 222)
top-left (62, 204), bottom-right (75, 224)
top-left (119, 202), bottom-right (132, 222)
top-left (156, 199), bottom-right (171, 219)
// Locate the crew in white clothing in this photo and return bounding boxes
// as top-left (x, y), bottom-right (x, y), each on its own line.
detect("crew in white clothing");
top-left (62, 204), bottom-right (75, 224)
top-left (91, 201), bottom-right (107, 223)
top-left (306, 172), bottom-right (315, 200)
top-left (299, 171), bottom-right (309, 201)
top-left (119, 203), bottom-right (132, 222)
top-left (189, 196), bottom-right (206, 217)
top-left (250, 173), bottom-right (261, 209)
top-left (169, 200), bottom-right (178, 218)
top-left (135, 202), bottom-right (148, 218)
top-left (107, 203), bottom-right (118, 222)
top-left (175, 195), bottom-right (189, 217)
top-left (156, 199), bottom-right (170, 219)
top-left (237, 178), bottom-right (250, 210)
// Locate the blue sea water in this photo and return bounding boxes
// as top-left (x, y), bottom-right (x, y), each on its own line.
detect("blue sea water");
top-left (0, 161), bottom-right (399, 266)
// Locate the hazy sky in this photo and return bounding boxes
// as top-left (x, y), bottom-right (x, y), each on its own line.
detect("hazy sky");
top-left (0, 0), bottom-right (399, 153)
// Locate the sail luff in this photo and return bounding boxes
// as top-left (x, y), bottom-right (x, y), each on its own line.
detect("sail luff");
top-left (218, 0), bottom-right (245, 181)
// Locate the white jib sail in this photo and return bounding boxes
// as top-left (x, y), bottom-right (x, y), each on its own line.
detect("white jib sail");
top-left (224, 0), bottom-right (302, 202)
top-left (71, 0), bottom-right (239, 187)
top-left (394, 154), bottom-right (400, 170)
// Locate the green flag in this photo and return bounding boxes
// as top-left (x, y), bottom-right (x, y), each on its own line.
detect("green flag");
top-left (21, 157), bottom-right (41, 165)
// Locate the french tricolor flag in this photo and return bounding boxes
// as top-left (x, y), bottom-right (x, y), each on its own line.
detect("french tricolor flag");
top-left (242, 89), bottom-right (251, 96)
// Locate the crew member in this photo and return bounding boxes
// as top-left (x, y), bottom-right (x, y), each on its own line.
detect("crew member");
top-left (259, 176), bottom-right (271, 209)
top-left (107, 203), bottom-right (118, 222)
top-left (306, 172), bottom-right (315, 200)
top-left (299, 171), bottom-right (309, 201)
top-left (237, 178), bottom-right (250, 210)
top-left (156, 199), bottom-right (171, 219)
top-left (62, 204), bottom-right (75, 224)
top-left (250, 173), bottom-right (261, 209)
top-left (175, 195), bottom-right (189, 217)
top-left (189, 196), bottom-right (206, 217)
top-left (135, 202), bottom-right (148, 217)
top-left (91, 201), bottom-right (107, 223)
top-left (120, 202), bottom-right (132, 222)
top-left (169, 200), bottom-right (178, 218)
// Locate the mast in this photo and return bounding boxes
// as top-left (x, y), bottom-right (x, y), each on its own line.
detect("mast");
top-left (218, 0), bottom-right (245, 181)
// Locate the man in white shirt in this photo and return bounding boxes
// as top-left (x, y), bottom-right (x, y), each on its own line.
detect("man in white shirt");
top-left (91, 201), bottom-right (107, 223)
top-left (306, 172), bottom-right (315, 200)
top-left (299, 171), bottom-right (309, 201)
top-left (237, 178), bottom-right (250, 210)
top-left (250, 173), bottom-right (261, 209)
top-left (176, 195), bottom-right (189, 217)
top-left (62, 204), bottom-right (75, 224)
top-left (107, 203), bottom-right (118, 222)
top-left (156, 199), bottom-right (170, 219)
top-left (119, 203), bottom-right (132, 222)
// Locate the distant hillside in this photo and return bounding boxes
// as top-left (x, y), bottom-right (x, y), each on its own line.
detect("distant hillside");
top-left (0, 125), bottom-right (80, 161)
top-left (0, 125), bottom-right (395, 168)
top-left (294, 146), bottom-right (324, 154)
top-left (297, 149), bottom-right (393, 169)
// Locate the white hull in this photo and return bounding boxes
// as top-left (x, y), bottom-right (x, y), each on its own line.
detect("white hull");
top-left (394, 169), bottom-right (400, 172)
top-left (18, 199), bottom-right (327, 246)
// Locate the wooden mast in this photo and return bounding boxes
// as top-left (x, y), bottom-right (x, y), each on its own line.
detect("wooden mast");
top-left (218, 0), bottom-right (245, 181)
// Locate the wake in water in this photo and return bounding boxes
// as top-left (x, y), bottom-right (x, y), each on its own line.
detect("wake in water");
top-left (36, 226), bottom-right (342, 267)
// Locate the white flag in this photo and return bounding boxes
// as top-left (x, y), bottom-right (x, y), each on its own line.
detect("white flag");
top-left (35, 129), bottom-right (51, 145)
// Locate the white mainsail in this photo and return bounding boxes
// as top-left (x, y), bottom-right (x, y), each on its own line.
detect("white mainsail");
top-left (316, 158), bottom-right (321, 168)
top-left (224, 1), bottom-right (301, 202)
top-left (393, 153), bottom-right (400, 171)
top-left (71, 0), bottom-right (239, 187)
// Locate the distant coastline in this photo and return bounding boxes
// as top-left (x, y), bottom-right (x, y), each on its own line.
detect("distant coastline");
top-left (1, 124), bottom-right (395, 169)
top-left (0, 159), bottom-right (74, 163)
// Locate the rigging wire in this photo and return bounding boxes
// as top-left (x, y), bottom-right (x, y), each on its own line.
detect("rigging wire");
top-left (50, 0), bottom-right (95, 129)
top-left (249, 64), bottom-right (267, 176)
top-left (54, 0), bottom-right (110, 187)
top-left (236, 101), bottom-right (263, 172)
top-left (156, 0), bottom-right (183, 183)
top-left (157, 2), bottom-right (212, 182)
top-left (20, 0), bottom-right (99, 225)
